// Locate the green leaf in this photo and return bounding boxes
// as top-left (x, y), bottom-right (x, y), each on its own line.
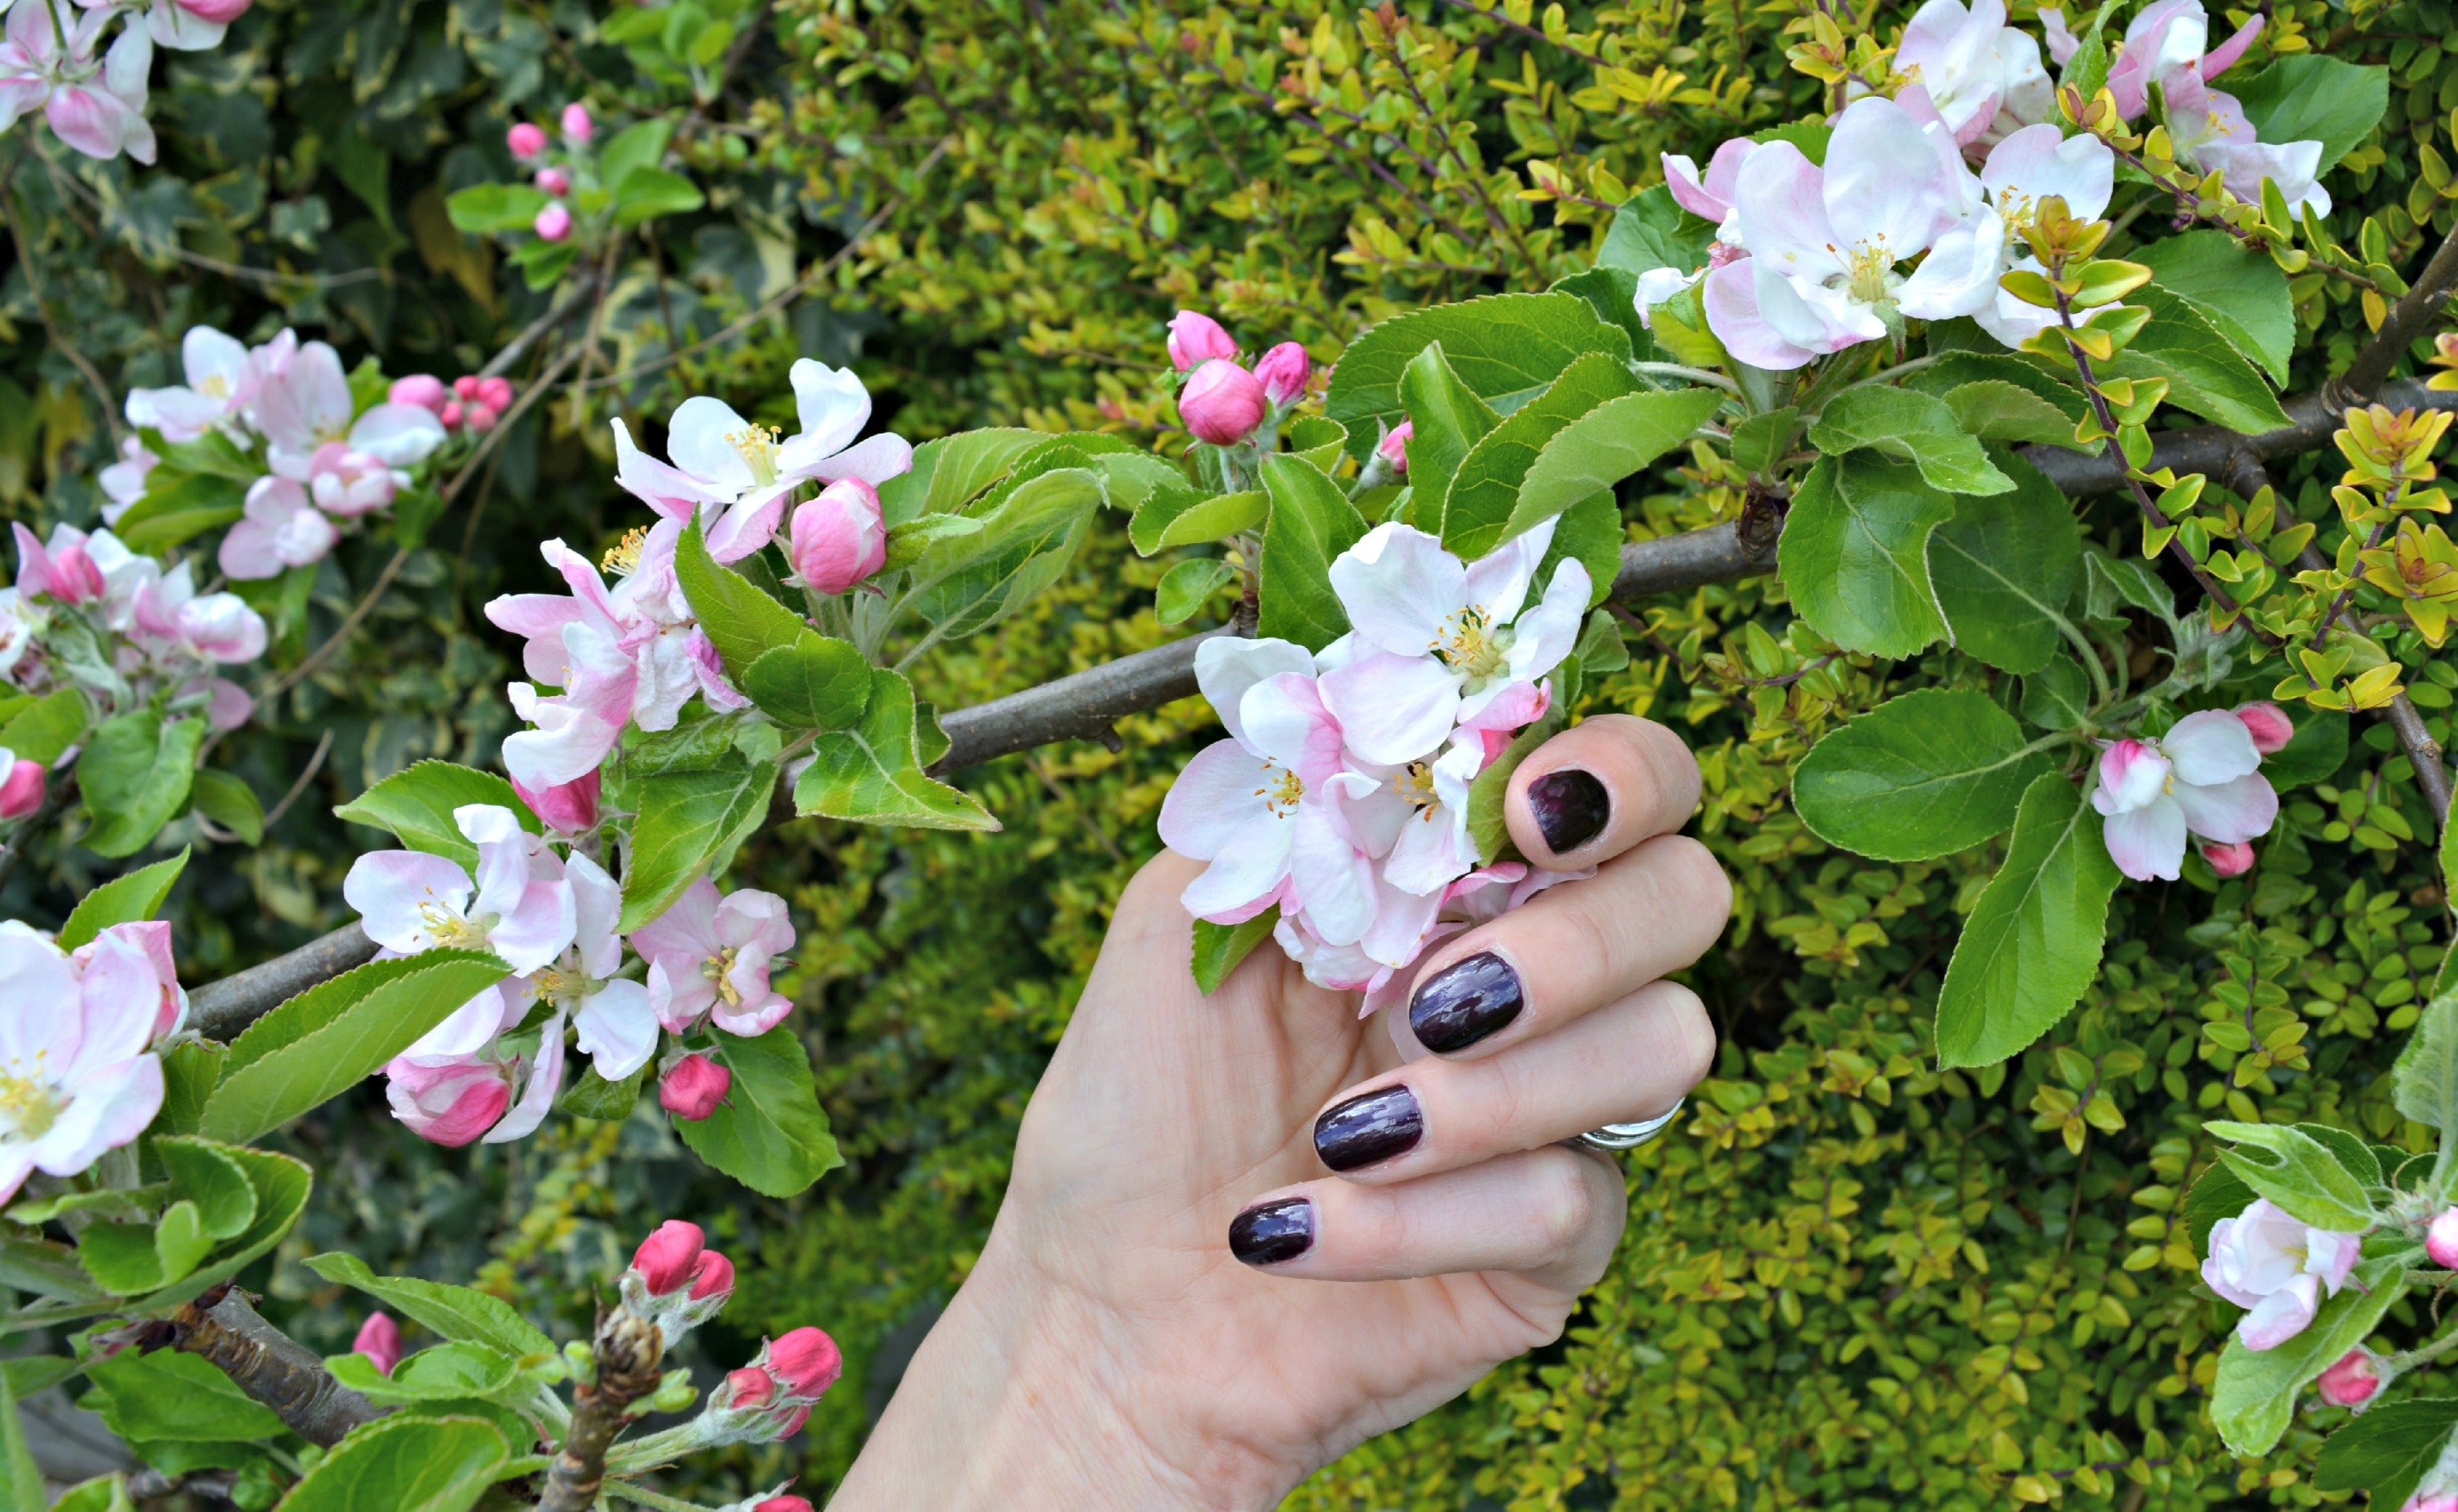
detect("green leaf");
top-left (276, 1414), bottom-right (510, 1512)
top-left (1191, 908), bottom-right (1278, 995)
top-left (611, 164), bottom-right (703, 225)
top-left (512, 237), bottom-right (580, 290)
top-left (561, 1060), bottom-right (648, 1122)
top-left (2184, 1160), bottom-right (2256, 1252)
top-left (1517, 388), bottom-right (1725, 540)
top-left (56, 848), bottom-right (188, 949)
top-left (0, 1233), bottom-right (100, 1300)
top-left (1437, 351), bottom-right (1635, 558)
top-left (84, 1350), bottom-right (286, 1444)
top-left (2316, 1397), bottom-right (2458, 1507)
top-left (2205, 1120), bottom-right (2377, 1230)
top-left (1777, 454), bottom-right (1954, 659)
top-left (2214, 1256), bottom-right (2407, 1456)
top-left (1156, 558), bottom-right (1237, 626)
top-left (2104, 288), bottom-right (2293, 435)
top-left (673, 1026), bottom-right (844, 1197)
top-left (1934, 772), bottom-right (2122, 1068)
top-left (1806, 387), bottom-right (2014, 496)
top-left (75, 1220), bottom-right (170, 1295)
top-left (1904, 352), bottom-right (2090, 426)
top-left (188, 770), bottom-right (264, 845)
top-left (113, 472), bottom-right (246, 554)
top-left (597, 118), bottom-right (674, 192)
top-left (1397, 341), bottom-right (1501, 508)
top-left (202, 950), bottom-right (513, 1144)
top-left (1793, 690), bottom-right (2054, 861)
top-left (881, 512), bottom-right (985, 572)
top-left (1128, 489), bottom-right (1266, 556)
top-left (0, 1359), bottom-right (80, 1399)
top-left (676, 514), bottom-right (810, 678)
top-left (0, 687), bottom-right (85, 766)
top-left (155, 1136), bottom-right (259, 1239)
top-left (2080, 545), bottom-right (2179, 629)
top-left (1257, 452), bottom-right (1369, 652)
top-left (325, 1342), bottom-right (516, 1405)
top-left (305, 1252), bottom-right (556, 1359)
top-left (0, 1374), bottom-right (37, 1512)
top-left (741, 633), bottom-right (871, 730)
top-left (2395, 992), bottom-right (2458, 1132)
top-left (1466, 707), bottom-right (1566, 866)
top-left (76, 711), bottom-right (204, 859)
top-left (2231, 56), bottom-right (2391, 170)
top-left (1550, 265), bottom-right (1650, 359)
top-left (1285, 416), bottom-right (1349, 475)
top-left (899, 467), bottom-right (1104, 643)
top-left (155, 1040), bottom-right (227, 1137)
top-left (49, 1476), bottom-right (132, 1512)
top-left (152, 1199), bottom-right (213, 1284)
top-left (1942, 380), bottom-right (2079, 447)
top-left (334, 761), bottom-right (536, 869)
top-left (877, 428), bottom-right (1048, 524)
top-left (1575, 607), bottom-right (1630, 676)
top-left (795, 668), bottom-right (996, 830)
top-left (1325, 292), bottom-right (1631, 460)
top-left (1926, 452), bottom-right (2082, 675)
top-left (2135, 229), bottom-right (2294, 386)
top-left (1596, 184), bottom-right (1711, 277)
top-left (1090, 451), bottom-right (1202, 516)
top-left (1729, 407), bottom-right (1797, 474)
top-left (2266, 708), bottom-right (2348, 789)
top-left (619, 756), bottom-right (781, 932)
top-left (2021, 656), bottom-right (2093, 731)
top-left (444, 182), bottom-right (550, 233)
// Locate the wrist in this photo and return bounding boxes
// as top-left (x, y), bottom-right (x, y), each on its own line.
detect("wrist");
top-left (829, 1245), bottom-right (1290, 1511)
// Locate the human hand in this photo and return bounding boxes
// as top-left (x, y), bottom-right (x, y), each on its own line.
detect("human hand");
top-left (829, 716), bottom-right (1730, 1510)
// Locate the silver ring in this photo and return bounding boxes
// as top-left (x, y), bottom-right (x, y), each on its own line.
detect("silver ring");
top-left (1573, 1098), bottom-right (1685, 1152)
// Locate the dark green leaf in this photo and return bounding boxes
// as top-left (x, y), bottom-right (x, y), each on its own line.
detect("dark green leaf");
top-left (1942, 380), bottom-right (2078, 447)
top-left (619, 756), bottom-right (780, 932)
top-left (2264, 708), bottom-right (2348, 789)
top-left (84, 1350), bottom-right (285, 1444)
top-left (877, 428), bottom-right (1048, 524)
top-left (561, 1060), bottom-right (648, 1122)
top-left (794, 668), bottom-right (996, 829)
top-left (2316, 1397), bottom-right (2458, 1506)
top-left (1438, 352), bottom-right (1636, 559)
top-left (1927, 452), bottom-right (2082, 675)
top-left (77, 711), bottom-right (204, 859)
top-left (1191, 908), bottom-right (1278, 995)
top-left (188, 770), bottom-right (263, 845)
top-left (674, 1026), bottom-right (844, 1197)
top-left (2021, 656), bottom-right (2094, 731)
top-left (2184, 1160), bottom-right (2256, 1252)
top-left (2136, 229), bottom-right (2294, 386)
top-left (675, 515), bottom-right (810, 678)
top-left (333, 761), bottom-right (536, 869)
top-left (1777, 454), bottom-right (1954, 659)
top-left (56, 849), bottom-right (188, 949)
top-left (1793, 689), bottom-right (2054, 860)
top-left (2230, 56), bottom-right (2390, 170)
top-left (1325, 292), bottom-right (1631, 460)
top-left (1806, 387), bottom-right (2014, 495)
top-left (2215, 1256), bottom-right (2406, 1456)
top-left (1397, 341), bottom-right (1501, 508)
top-left (275, 1413), bottom-right (509, 1512)
top-left (900, 467), bottom-right (1104, 643)
top-left (2205, 1120), bottom-right (2377, 1230)
top-left (305, 1252), bottom-right (556, 1359)
top-left (1257, 452), bottom-right (1369, 652)
top-left (1517, 388), bottom-right (1725, 539)
top-left (1934, 772), bottom-right (2121, 1067)
top-left (2104, 288), bottom-right (2293, 435)
top-left (741, 633), bottom-right (871, 730)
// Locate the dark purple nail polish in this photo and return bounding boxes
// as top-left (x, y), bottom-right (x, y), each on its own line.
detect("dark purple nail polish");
top-left (1314, 1084), bottom-right (1422, 1172)
top-left (1229, 1197), bottom-right (1313, 1266)
top-left (1526, 768), bottom-right (1609, 856)
top-left (1409, 951), bottom-right (1524, 1054)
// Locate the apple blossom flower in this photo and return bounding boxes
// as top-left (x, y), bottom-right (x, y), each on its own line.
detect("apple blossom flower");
top-left (535, 166), bottom-right (570, 196)
top-left (788, 478), bottom-right (886, 595)
top-left (2428, 1206), bottom-right (2458, 1268)
top-left (11, 523), bottom-right (104, 606)
top-left (138, 0), bottom-right (249, 51)
top-left (560, 101), bottom-right (592, 141)
top-left (0, 750), bottom-right (43, 820)
top-left (132, 562), bottom-right (269, 667)
top-left (385, 1052), bottom-right (514, 1147)
top-left (1165, 310), bottom-right (1238, 372)
top-left (125, 326), bottom-right (255, 442)
top-left (2234, 701), bottom-right (2294, 754)
top-left (252, 340), bottom-right (447, 476)
top-left (535, 203), bottom-right (572, 242)
top-left (660, 1053), bottom-right (730, 1120)
top-left (508, 122), bottom-right (547, 159)
top-left (611, 360), bottom-right (912, 564)
top-left (2038, 7), bottom-right (2080, 64)
top-left (345, 803), bottom-right (580, 977)
top-left (630, 877), bottom-right (797, 1037)
top-left (72, 921), bottom-right (187, 1041)
top-left (279, 442), bottom-right (401, 516)
top-left (1663, 139), bottom-right (1756, 224)
top-left (1253, 342), bottom-right (1310, 408)
top-left (218, 476), bottom-right (339, 580)
top-left (2201, 1197), bottom-right (2362, 1350)
top-left (0, 4), bottom-right (155, 164)
top-left (2102, 0), bottom-right (2263, 121)
top-left (513, 769), bottom-right (600, 835)
top-left (353, 1313), bottom-right (403, 1376)
top-left (0, 590), bottom-right (42, 681)
top-left (1888, 0), bottom-right (2052, 146)
top-left (99, 436), bottom-right (156, 525)
top-left (513, 851), bottom-right (658, 1082)
top-left (1179, 358), bottom-right (1266, 445)
top-left (1317, 519), bottom-right (1589, 766)
top-left (2318, 1348), bottom-right (2383, 1408)
top-left (0, 924), bottom-right (168, 1204)
top-left (2202, 840), bottom-right (2254, 877)
top-left (1701, 96), bottom-right (1990, 369)
top-left (2161, 67), bottom-right (2331, 217)
top-left (1341, 739), bottom-right (1487, 897)
top-left (2089, 709), bottom-right (2279, 882)
top-left (1921, 123), bottom-right (2118, 348)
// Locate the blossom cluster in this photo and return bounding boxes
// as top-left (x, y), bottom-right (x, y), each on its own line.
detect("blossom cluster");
top-left (1650, 0), bottom-right (2325, 368)
top-left (348, 804), bottom-right (797, 1146)
top-left (2088, 702), bottom-right (2286, 882)
top-left (1165, 310), bottom-right (1310, 449)
top-left (507, 102), bottom-right (595, 243)
top-left (0, 0), bottom-right (251, 164)
top-left (1159, 518), bottom-right (1591, 997)
top-left (121, 324), bottom-right (452, 580)
top-left (0, 916), bottom-right (187, 1203)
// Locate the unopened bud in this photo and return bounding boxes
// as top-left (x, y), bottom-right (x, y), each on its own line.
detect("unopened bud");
top-left (1179, 358), bottom-right (1265, 446)
top-left (388, 374), bottom-right (448, 412)
top-left (633, 1220), bottom-right (708, 1295)
top-left (2318, 1347), bottom-right (2383, 1408)
top-left (534, 166), bottom-right (571, 196)
top-left (508, 123), bottom-right (548, 159)
top-left (1252, 341), bottom-right (1309, 408)
top-left (561, 102), bottom-right (594, 142)
top-left (661, 1054), bottom-right (731, 1120)
top-left (1378, 420), bottom-right (1413, 472)
top-left (534, 203), bottom-right (573, 242)
top-left (1165, 310), bottom-right (1237, 372)
top-left (0, 759), bottom-right (45, 821)
top-left (2202, 840), bottom-right (2254, 878)
top-left (2430, 1208), bottom-right (2458, 1270)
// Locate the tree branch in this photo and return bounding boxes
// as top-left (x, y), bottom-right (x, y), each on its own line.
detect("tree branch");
top-left (164, 1288), bottom-right (388, 1448)
top-left (536, 1309), bottom-right (662, 1512)
top-left (2019, 378), bottom-right (2458, 498)
top-left (188, 923), bottom-right (376, 1039)
top-left (2327, 218), bottom-right (2458, 411)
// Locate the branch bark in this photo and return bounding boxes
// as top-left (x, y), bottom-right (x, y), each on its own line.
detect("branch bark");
top-left (536, 1310), bottom-right (662, 1512)
top-left (188, 924), bottom-right (376, 1040)
top-left (2020, 378), bottom-right (2458, 497)
top-left (2327, 220), bottom-right (2458, 412)
top-left (165, 1288), bottom-right (388, 1448)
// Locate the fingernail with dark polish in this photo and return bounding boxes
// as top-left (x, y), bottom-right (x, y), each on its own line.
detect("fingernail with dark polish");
top-left (1229, 1197), bottom-right (1314, 1266)
top-left (1314, 1084), bottom-right (1423, 1172)
top-left (1527, 767), bottom-right (1610, 855)
top-left (1409, 951), bottom-right (1524, 1054)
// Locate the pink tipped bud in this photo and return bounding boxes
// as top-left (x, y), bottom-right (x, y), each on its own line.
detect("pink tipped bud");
top-left (561, 102), bottom-right (593, 141)
top-left (48, 541), bottom-right (104, 604)
top-left (438, 400), bottom-right (466, 428)
top-left (386, 1057), bottom-right (511, 1147)
top-left (766, 1327), bottom-right (842, 1398)
top-left (2318, 1348), bottom-right (2383, 1408)
top-left (0, 760), bottom-right (44, 821)
top-left (2203, 840), bottom-right (2254, 877)
top-left (1377, 420), bottom-right (1413, 471)
top-left (661, 1054), bottom-right (730, 1121)
top-left (689, 1248), bottom-right (735, 1301)
top-left (173, 0), bottom-right (252, 22)
top-left (388, 374), bottom-right (449, 412)
top-left (507, 123), bottom-right (548, 160)
top-left (2235, 701), bottom-right (2295, 756)
top-left (1165, 310), bottom-right (1237, 372)
top-left (534, 167), bottom-right (571, 196)
top-left (352, 1312), bottom-right (403, 1376)
top-left (789, 479), bottom-right (887, 595)
top-left (512, 770), bottom-right (598, 835)
top-left (632, 1220), bottom-right (708, 1295)
top-left (723, 1365), bottom-right (773, 1409)
top-left (2430, 1208), bottom-right (2458, 1269)
top-left (755, 1499), bottom-right (815, 1512)
top-left (534, 204), bottom-right (572, 242)
top-left (1252, 341), bottom-right (1309, 407)
top-left (1180, 359), bottom-right (1266, 446)
top-left (464, 404), bottom-right (499, 433)
top-left (453, 374), bottom-right (483, 400)
top-left (476, 377), bottom-right (515, 412)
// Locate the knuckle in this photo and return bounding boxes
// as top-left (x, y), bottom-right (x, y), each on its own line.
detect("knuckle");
top-left (1656, 835), bottom-right (1733, 937)
top-left (1527, 1154), bottom-right (1598, 1256)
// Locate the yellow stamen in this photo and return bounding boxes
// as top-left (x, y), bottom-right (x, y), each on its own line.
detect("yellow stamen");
top-left (702, 948), bottom-right (743, 1006)
top-left (603, 526), bottom-right (648, 577)
top-left (0, 1057), bottom-right (59, 1140)
top-left (1430, 606), bottom-right (1504, 680)
top-left (1253, 764), bottom-right (1307, 818)
top-left (728, 425), bottom-right (783, 486)
top-left (1394, 760), bottom-right (1439, 815)
top-left (418, 900), bottom-right (489, 950)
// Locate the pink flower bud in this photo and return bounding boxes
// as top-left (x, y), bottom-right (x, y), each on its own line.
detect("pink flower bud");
top-left (47, 540), bottom-right (104, 604)
top-left (386, 1058), bottom-right (512, 1147)
top-left (1165, 310), bottom-right (1237, 372)
top-left (755, 1499), bottom-right (814, 1512)
top-left (2408, 1495), bottom-right (2458, 1512)
top-left (723, 1365), bottom-right (773, 1410)
top-left (0, 759), bottom-right (44, 820)
top-left (661, 1054), bottom-right (731, 1120)
top-left (476, 377), bottom-right (515, 412)
top-left (388, 374), bottom-right (449, 412)
top-left (789, 479), bottom-right (887, 595)
top-left (534, 167), bottom-right (571, 196)
top-left (513, 770), bottom-right (598, 834)
top-left (1252, 341), bottom-right (1309, 407)
top-left (561, 102), bottom-right (593, 141)
top-left (1180, 359), bottom-right (1266, 446)
top-left (534, 204), bottom-right (572, 242)
top-left (1377, 420), bottom-right (1413, 471)
top-left (633, 1220), bottom-right (708, 1295)
top-left (766, 1327), bottom-right (842, 1398)
top-left (465, 404), bottom-right (500, 433)
top-left (173, 0), bottom-right (251, 23)
top-left (2235, 701), bottom-right (2295, 756)
top-left (2318, 1347), bottom-right (2382, 1407)
top-left (507, 123), bottom-right (548, 160)
top-left (453, 375), bottom-right (483, 400)
top-left (2430, 1207), bottom-right (2458, 1269)
top-left (352, 1312), bottom-right (403, 1376)
top-left (439, 400), bottom-right (466, 428)
top-left (690, 1248), bottom-right (735, 1301)
top-left (2203, 840), bottom-right (2254, 877)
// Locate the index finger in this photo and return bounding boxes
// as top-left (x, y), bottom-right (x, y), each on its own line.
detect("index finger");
top-left (1504, 714), bottom-right (1702, 868)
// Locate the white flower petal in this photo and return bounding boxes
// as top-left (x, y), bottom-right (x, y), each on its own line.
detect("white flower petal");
top-left (1318, 652), bottom-right (1462, 767)
top-left (1329, 522), bottom-right (1464, 657)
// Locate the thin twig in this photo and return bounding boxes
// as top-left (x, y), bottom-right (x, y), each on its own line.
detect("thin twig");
top-left (260, 729), bottom-right (335, 830)
top-left (4, 172), bottom-right (126, 444)
top-left (2329, 217), bottom-right (2458, 411)
top-left (536, 1309), bottom-right (662, 1512)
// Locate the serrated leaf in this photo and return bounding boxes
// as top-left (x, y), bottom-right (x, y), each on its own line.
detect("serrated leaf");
top-left (794, 667), bottom-right (995, 829)
top-left (1793, 689), bottom-right (2054, 861)
top-left (2214, 1256), bottom-right (2407, 1456)
top-left (1128, 489), bottom-right (1266, 556)
top-left (56, 848), bottom-right (188, 950)
top-left (741, 632), bottom-right (871, 729)
top-left (1397, 341), bottom-right (1501, 510)
top-left (2396, 993), bottom-right (2458, 1132)
top-left (2021, 656), bottom-right (2093, 731)
top-left (2104, 288), bottom-right (2293, 435)
top-left (1807, 387), bottom-right (2014, 495)
top-left (275, 1413), bottom-right (508, 1512)
top-left (672, 1026), bottom-right (843, 1197)
top-left (1257, 452), bottom-right (1368, 652)
top-left (2136, 229), bottom-right (2294, 386)
top-left (2231, 55), bottom-right (2390, 171)
top-left (0, 686), bottom-right (87, 766)
top-left (1934, 772), bottom-right (2121, 1068)
top-left (1191, 908), bottom-right (1279, 995)
top-left (619, 756), bottom-right (780, 932)
top-left (1927, 452), bottom-right (2082, 675)
top-left (1325, 292), bottom-right (1632, 460)
top-left (305, 1252), bottom-right (556, 1359)
top-left (1156, 558), bottom-right (1237, 626)
top-left (898, 466), bottom-right (1103, 644)
top-left (76, 710), bottom-right (203, 859)
top-left (1943, 380), bottom-right (2079, 447)
top-left (325, 1342), bottom-right (516, 1405)
top-left (561, 1060), bottom-right (648, 1121)
top-left (2206, 1120), bottom-right (2376, 1230)
top-left (155, 1136), bottom-right (258, 1239)
top-left (82, 1350), bottom-right (284, 1445)
top-left (333, 762), bottom-right (536, 870)
top-left (876, 428), bottom-right (1048, 525)
top-left (1778, 454), bottom-right (1954, 659)
top-left (2316, 1397), bottom-right (2458, 1507)
top-left (1437, 351), bottom-right (1635, 559)
top-left (1516, 388), bottom-right (1725, 540)
top-left (675, 515), bottom-right (810, 678)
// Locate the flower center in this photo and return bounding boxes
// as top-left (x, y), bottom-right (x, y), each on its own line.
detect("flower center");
top-left (604, 525), bottom-right (648, 577)
top-left (0, 1060), bottom-right (60, 1141)
top-left (199, 373), bottom-right (230, 400)
top-left (1394, 760), bottom-right (1440, 815)
top-left (1255, 763), bottom-right (1306, 818)
top-left (418, 900), bottom-right (491, 950)
top-left (1431, 606), bottom-right (1507, 681)
top-left (1843, 239), bottom-right (1896, 308)
top-left (727, 425), bottom-right (783, 486)
top-left (702, 948), bottom-right (743, 1006)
